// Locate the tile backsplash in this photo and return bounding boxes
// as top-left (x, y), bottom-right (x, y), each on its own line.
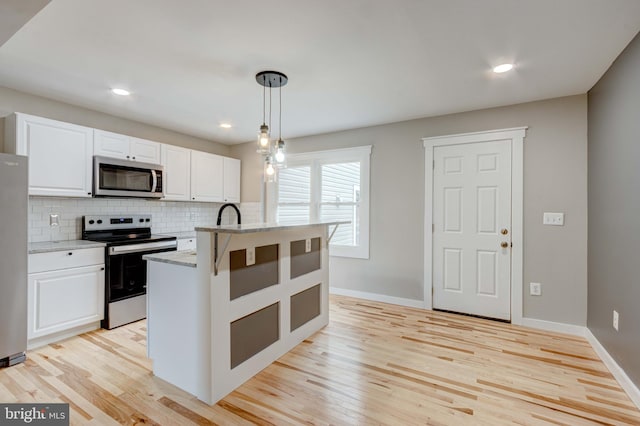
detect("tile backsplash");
top-left (29, 197), bottom-right (262, 242)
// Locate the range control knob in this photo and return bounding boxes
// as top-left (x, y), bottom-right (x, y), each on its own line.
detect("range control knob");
top-left (139, 218), bottom-right (144, 223)
top-left (89, 220), bottom-right (95, 225)
top-left (145, 218), bottom-right (150, 222)
top-left (97, 220), bottom-right (103, 224)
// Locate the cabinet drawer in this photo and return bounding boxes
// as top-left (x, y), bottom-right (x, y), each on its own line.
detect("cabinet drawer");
top-left (29, 247), bottom-right (104, 273)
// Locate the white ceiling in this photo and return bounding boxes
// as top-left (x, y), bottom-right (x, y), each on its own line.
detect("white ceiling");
top-left (1, 0), bottom-right (639, 145)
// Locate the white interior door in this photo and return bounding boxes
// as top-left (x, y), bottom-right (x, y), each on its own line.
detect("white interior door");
top-left (432, 139), bottom-right (512, 320)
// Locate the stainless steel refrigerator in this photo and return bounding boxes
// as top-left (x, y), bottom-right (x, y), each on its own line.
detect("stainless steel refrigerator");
top-left (0, 153), bottom-right (28, 368)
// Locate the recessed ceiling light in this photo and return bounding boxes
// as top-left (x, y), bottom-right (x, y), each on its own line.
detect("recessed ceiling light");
top-left (111, 88), bottom-right (131, 96)
top-left (493, 63), bottom-right (514, 74)
top-left (220, 123), bottom-right (232, 129)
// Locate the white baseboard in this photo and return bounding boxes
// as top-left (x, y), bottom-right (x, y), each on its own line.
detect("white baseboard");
top-left (585, 329), bottom-right (640, 410)
top-left (520, 317), bottom-right (587, 337)
top-left (329, 287), bottom-right (424, 309)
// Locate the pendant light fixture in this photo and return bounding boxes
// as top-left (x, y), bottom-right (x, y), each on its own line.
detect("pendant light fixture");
top-left (256, 71), bottom-right (287, 182)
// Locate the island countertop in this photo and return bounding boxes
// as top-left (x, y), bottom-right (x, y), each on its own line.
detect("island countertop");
top-left (195, 220), bottom-right (348, 234)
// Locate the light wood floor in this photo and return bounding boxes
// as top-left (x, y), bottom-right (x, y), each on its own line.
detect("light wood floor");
top-left (1, 295), bottom-right (639, 425)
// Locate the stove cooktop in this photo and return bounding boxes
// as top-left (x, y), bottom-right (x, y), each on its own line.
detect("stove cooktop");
top-left (81, 214), bottom-right (176, 246)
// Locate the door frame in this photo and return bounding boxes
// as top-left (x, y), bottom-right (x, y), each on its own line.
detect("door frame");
top-left (423, 127), bottom-right (527, 325)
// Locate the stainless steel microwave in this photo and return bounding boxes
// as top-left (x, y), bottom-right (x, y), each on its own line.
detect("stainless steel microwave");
top-left (94, 156), bottom-right (164, 198)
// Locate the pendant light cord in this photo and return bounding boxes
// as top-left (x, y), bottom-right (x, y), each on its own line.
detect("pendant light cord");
top-left (279, 78), bottom-right (282, 140)
top-left (262, 82), bottom-right (266, 125)
top-left (269, 81), bottom-right (272, 138)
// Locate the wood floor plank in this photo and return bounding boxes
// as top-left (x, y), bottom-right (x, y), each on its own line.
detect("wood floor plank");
top-left (1, 295), bottom-right (639, 425)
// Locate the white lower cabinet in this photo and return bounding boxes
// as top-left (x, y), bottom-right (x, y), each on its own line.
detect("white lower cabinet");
top-left (28, 248), bottom-right (105, 343)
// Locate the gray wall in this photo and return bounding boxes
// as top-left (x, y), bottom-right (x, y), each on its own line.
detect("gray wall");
top-left (231, 94), bottom-right (588, 325)
top-left (588, 32), bottom-right (640, 386)
top-left (0, 86), bottom-right (230, 156)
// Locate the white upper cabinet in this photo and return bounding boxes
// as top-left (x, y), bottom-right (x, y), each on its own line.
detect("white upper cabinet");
top-left (130, 137), bottom-right (162, 163)
top-left (5, 112), bottom-right (240, 201)
top-left (190, 150), bottom-right (223, 202)
top-left (93, 130), bottom-right (129, 159)
top-left (223, 157), bottom-right (241, 203)
top-left (161, 144), bottom-right (191, 201)
top-left (94, 130), bottom-right (161, 164)
top-left (5, 113), bottom-right (93, 197)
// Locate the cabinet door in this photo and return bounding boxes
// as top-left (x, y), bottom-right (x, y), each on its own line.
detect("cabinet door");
top-left (27, 264), bottom-right (105, 339)
top-left (161, 144), bottom-right (191, 201)
top-left (94, 129), bottom-right (130, 160)
top-left (190, 151), bottom-right (223, 202)
top-left (131, 137), bottom-right (161, 163)
top-left (14, 114), bottom-right (93, 197)
top-left (223, 157), bottom-right (241, 203)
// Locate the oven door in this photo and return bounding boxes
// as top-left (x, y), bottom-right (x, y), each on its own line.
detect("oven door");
top-left (106, 241), bottom-right (177, 303)
top-left (94, 156), bottom-right (163, 198)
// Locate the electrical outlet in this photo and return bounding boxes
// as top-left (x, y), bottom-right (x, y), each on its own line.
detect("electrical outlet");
top-left (49, 214), bottom-right (60, 227)
top-left (246, 247), bottom-right (255, 266)
top-left (613, 310), bottom-right (619, 331)
top-left (305, 239), bottom-right (312, 253)
top-left (543, 212), bottom-right (564, 226)
top-left (530, 282), bottom-right (542, 296)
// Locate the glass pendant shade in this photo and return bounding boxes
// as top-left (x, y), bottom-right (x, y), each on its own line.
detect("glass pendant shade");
top-left (257, 124), bottom-right (270, 153)
top-left (264, 156), bottom-right (276, 182)
top-left (275, 139), bottom-right (286, 164)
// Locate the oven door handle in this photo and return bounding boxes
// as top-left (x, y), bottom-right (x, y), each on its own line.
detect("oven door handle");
top-left (109, 240), bottom-right (177, 255)
top-left (151, 169), bottom-right (158, 193)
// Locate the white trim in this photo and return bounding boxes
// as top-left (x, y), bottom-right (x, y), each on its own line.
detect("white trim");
top-left (423, 127), bottom-right (527, 325)
top-left (330, 286), bottom-right (424, 309)
top-left (586, 329), bottom-right (640, 410)
top-left (520, 317), bottom-right (586, 337)
top-left (287, 145), bottom-right (372, 162)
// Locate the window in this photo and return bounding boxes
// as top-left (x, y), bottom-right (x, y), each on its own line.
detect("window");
top-left (271, 146), bottom-right (371, 259)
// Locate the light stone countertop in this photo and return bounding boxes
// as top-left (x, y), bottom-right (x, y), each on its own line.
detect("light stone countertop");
top-left (195, 220), bottom-right (349, 234)
top-left (29, 240), bottom-right (107, 254)
top-left (143, 250), bottom-right (197, 268)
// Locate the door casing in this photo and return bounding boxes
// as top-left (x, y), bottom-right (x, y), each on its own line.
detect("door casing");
top-left (423, 127), bottom-right (526, 325)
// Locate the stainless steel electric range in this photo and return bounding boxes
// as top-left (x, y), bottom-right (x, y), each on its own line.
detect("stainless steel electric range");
top-left (82, 215), bottom-right (177, 329)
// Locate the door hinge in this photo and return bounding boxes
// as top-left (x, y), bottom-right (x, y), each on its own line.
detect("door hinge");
top-left (433, 160), bottom-right (435, 169)
top-left (432, 223), bottom-right (435, 232)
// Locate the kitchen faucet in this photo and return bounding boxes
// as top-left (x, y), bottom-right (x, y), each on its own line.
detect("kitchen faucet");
top-left (217, 203), bottom-right (241, 226)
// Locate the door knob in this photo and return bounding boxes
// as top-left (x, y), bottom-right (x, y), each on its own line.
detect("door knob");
top-left (501, 228), bottom-right (509, 235)
top-left (500, 241), bottom-right (509, 248)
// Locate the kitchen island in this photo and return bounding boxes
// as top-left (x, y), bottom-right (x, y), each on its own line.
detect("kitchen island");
top-left (144, 221), bottom-right (345, 404)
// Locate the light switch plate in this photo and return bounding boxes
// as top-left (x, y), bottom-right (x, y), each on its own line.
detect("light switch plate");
top-left (305, 239), bottom-right (312, 253)
top-left (49, 214), bottom-right (60, 227)
top-left (246, 247), bottom-right (255, 266)
top-left (530, 282), bottom-right (542, 296)
top-left (543, 212), bottom-right (564, 226)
